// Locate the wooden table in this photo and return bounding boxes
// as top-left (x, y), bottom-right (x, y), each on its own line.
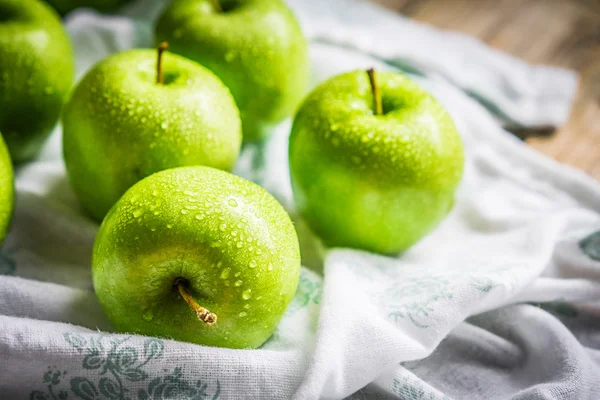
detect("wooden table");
top-left (372, 0), bottom-right (600, 180)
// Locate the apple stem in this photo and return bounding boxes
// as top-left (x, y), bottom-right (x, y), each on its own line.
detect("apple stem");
top-left (177, 281), bottom-right (217, 325)
top-left (210, 0), bottom-right (222, 12)
top-left (367, 68), bottom-right (383, 116)
top-left (156, 42), bottom-right (169, 85)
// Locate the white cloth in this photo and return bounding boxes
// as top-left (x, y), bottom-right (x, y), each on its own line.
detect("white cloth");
top-left (2, 1), bottom-right (599, 399)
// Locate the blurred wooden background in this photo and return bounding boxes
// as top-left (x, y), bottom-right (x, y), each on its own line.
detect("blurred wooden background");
top-left (371, 0), bottom-right (600, 180)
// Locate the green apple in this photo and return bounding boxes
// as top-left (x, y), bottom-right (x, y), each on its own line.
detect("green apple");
top-left (92, 166), bottom-right (301, 349)
top-left (0, 133), bottom-right (13, 244)
top-left (0, 0), bottom-right (74, 163)
top-left (155, 0), bottom-right (309, 142)
top-left (289, 69), bottom-right (464, 254)
top-left (43, 0), bottom-right (133, 16)
top-left (63, 44), bottom-right (242, 221)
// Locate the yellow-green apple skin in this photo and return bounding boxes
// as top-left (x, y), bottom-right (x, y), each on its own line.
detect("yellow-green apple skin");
top-left (0, 0), bottom-right (74, 163)
top-left (289, 70), bottom-right (464, 254)
top-left (43, 0), bottom-right (132, 16)
top-left (155, 0), bottom-right (309, 142)
top-left (63, 49), bottom-right (242, 221)
top-left (0, 133), bottom-right (13, 243)
top-left (92, 166), bottom-right (301, 349)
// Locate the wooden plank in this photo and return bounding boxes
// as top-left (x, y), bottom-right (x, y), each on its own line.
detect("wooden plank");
top-left (371, 0), bottom-right (600, 180)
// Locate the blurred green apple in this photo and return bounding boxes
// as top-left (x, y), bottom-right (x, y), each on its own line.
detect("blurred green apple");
top-left (289, 69), bottom-right (464, 254)
top-left (156, 0), bottom-right (309, 142)
top-left (43, 0), bottom-right (133, 16)
top-left (0, 133), bottom-right (13, 244)
top-left (93, 166), bottom-right (301, 349)
top-left (0, 0), bottom-right (74, 163)
top-left (63, 44), bottom-right (242, 221)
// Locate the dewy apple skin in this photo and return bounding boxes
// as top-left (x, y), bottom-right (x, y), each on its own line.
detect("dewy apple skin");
top-left (62, 44), bottom-right (242, 221)
top-left (156, 0), bottom-right (310, 142)
top-left (92, 166), bottom-right (301, 349)
top-left (43, 0), bottom-right (133, 16)
top-left (0, 0), bottom-right (74, 163)
top-left (289, 69), bottom-right (465, 254)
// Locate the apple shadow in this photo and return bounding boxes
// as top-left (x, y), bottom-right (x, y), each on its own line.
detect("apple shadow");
top-left (288, 211), bottom-right (327, 276)
top-left (7, 175), bottom-right (99, 290)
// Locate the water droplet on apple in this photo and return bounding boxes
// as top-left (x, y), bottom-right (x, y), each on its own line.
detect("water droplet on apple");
top-left (236, 242), bottom-right (243, 248)
top-left (166, 224), bottom-right (173, 229)
top-left (244, 304), bottom-right (250, 309)
top-left (161, 122), bottom-right (169, 129)
top-left (242, 289), bottom-right (252, 300)
top-left (195, 214), bottom-right (205, 220)
top-left (224, 51), bottom-right (235, 62)
top-left (133, 209), bottom-right (143, 218)
top-left (249, 261), bottom-right (257, 269)
top-left (151, 227), bottom-right (156, 232)
top-left (143, 310), bottom-right (153, 321)
top-left (238, 311), bottom-right (247, 317)
top-left (268, 264), bottom-right (273, 271)
top-left (234, 272), bottom-right (241, 277)
top-left (231, 230), bottom-right (238, 237)
top-left (234, 280), bottom-right (242, 287)
top-left (220, 268), bottom-right (231, 279)
top-left (228, 199), bottom-right (238, 207)
top-left (219, 223), bottom-right (227, 231)
top-left (181, 209), bottom-right (188, 214)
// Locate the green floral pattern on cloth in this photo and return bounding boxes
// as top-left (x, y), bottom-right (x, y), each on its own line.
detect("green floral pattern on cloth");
top-left (29, 333), bottom-right (220, 400)
top-left (580, 231), bottom-right (600, 261)
top-left (286, 268), bottom-right (322, 315)
top-left (344, 254), bottom-right (523, 329)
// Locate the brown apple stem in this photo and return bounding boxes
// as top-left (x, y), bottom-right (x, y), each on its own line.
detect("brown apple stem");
top-left (177, 282), bottom-right (217, 325)
top-left (156, 42), bottom-right (169, 85)
top-left (367, 68), bottom-right (383, 116)
top-left (210, 0), bottom-right (222, 12)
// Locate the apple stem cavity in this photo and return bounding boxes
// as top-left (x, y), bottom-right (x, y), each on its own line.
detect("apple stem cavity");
top-left (367, 68), bottom-right (383, 116)
top-left (210, 0), bottom-right (223, 12)
top-left (176, 280), bottom-right (217, 325)
top-left (157, 42), bottom-right (169, 85)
